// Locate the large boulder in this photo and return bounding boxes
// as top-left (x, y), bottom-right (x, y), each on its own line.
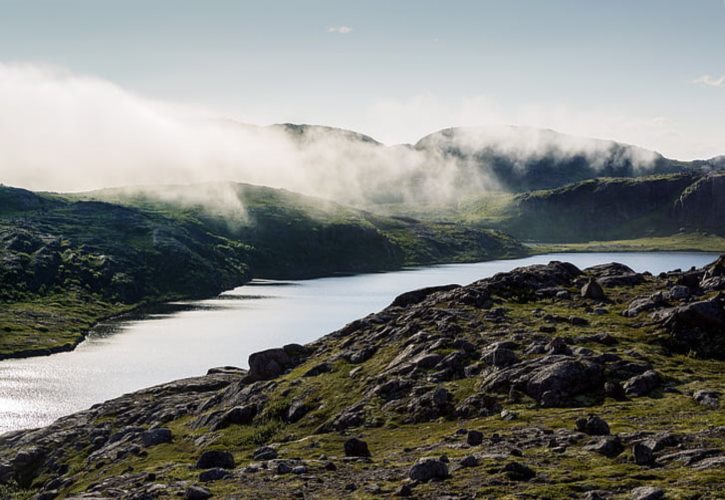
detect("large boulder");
top-left (662, 296), bottom-right (725, 359)
top-left (246, 344), bottom-right (310, 382)
top-left (526, 359), bottom-right (604, 405)
top-left (409, 457), bottom-right (449, 482)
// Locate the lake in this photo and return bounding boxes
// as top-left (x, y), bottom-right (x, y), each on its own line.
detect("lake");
top-left (0, 251), bottom-right (718, 434)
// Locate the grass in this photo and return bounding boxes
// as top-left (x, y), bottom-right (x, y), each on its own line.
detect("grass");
top-left (0, 292), bottom-right (133, 358)
top-left (528, 232), bottom-right (725, 254)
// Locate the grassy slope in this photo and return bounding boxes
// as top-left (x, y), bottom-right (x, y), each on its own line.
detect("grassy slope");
top-left (0, 183), bottom-right (526, 358)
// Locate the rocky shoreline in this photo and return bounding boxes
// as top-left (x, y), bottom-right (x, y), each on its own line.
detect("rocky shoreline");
top-left (1, 257), bottom-right (723, 499)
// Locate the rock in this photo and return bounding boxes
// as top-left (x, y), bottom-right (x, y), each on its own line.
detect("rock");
top-left (455, 393), bottom-right (501, 418)
top-left (196, 450), bottom-right (235, 469)
top-left (482, 347), bottom-right (518, 367)
top-left (582, 279), bottom-right (606, 300)
top-left (408, 457), bottom-right (449, 482)
top-left (576, 415), bottom-right (610, 436)
top-left (286, 400), bottom-right (310, 423)
top-left (344, 438), bottom-right (371, 457)
top-left (623, 370), bottom-right (660, 397)
top-left (303, 362), bottom-right (332, 377)
top-left (585, 437), bottom-right (624, 458)
top-left (291, 465), bottom-right (307, 474)
top-left (503, 461), bottom-right (535, 481)
top-left (395, 483), bottom-right (413, 497)
top-left (693, 389), bottom-right (720, 408)
top-left (604, 381), bottom-right (626, 400)
top-left (632, 443), bottom-right (654, 466)
top-left (141, 428), bottom-right (172, 447)
top-left (246, 344), bottom-right (309, 382)
top-left (545, 338), bottom-right (571, 355)
top-left (213, 405), bottom-right (257, 430)
top-left (199, 467), bottom-right (232, 482)
top-left (460, 455), bottom-right (479, 467)
top-left (631, 486), bottom-right (664, 500)
top-left (466, 430), bottom-right (483, 446)
top-left (583, 491), bottom-right (610, 500)
top-left (185, 486), bottom-right (213, 500)
top-left (500, 409), bottom-right (518, 421)
top-left (390, 284), bottom-right (461, 307)
top-left (252, 446), bottom-right (278, 461)
top-left (526, 359), bottom-right (603, 405)
top-left (662, 296), bottom-right (725, 358)
top-left (623, 292), bottom-right (667, 317)
top-left (275, 462), bottom-right (292, 474)
top-left (12, 447), bottom-right (45, 487)
top-left (668, 285), bottom-right (690, 300)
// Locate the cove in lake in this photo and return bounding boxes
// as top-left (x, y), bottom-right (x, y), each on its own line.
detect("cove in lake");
top-left (0, 251), bottom-right (718, 434)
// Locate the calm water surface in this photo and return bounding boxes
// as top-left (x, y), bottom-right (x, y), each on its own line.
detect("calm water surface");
top-left (0, 252), bottom-right (718, 434)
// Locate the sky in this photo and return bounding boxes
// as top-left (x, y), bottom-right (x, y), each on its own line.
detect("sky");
top-left (0, 0), bottom-right (723, 159)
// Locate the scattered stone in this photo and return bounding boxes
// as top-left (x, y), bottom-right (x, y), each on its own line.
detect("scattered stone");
top-left (632, 443), bottom-right (654, 466)
top-left (631, 486), bottom-right (664, 500)
top-left (500, 409), bottom-right (518, 421)
top-left (185, 486), bottom-right (212, 500)
top-left (576, 415), bottom-right (610, 436)
top-left (344, 438), bottom-right (371, 457)
top-left (395, 483), bottom-right (413, 497)
top-left (409, 457), bottom-right (449, 482)
top-left (141, 428), bottom-right (172, 447)
top-left (286, 400), bottom-right (310, 423)
top-left (466, 430), bottom-right (483, 446)
top-left (276, 462), bottom-right (292, 474)
top-left (303, 362), bottom-right (332, 377)
top-left (503, 461), bottom-right (535, 481)
top-left (213, 405), bottom-right (256, 430)
top-left (252, 446), bottom-right (278, 461)
top-left (460, 455), bottom-right (479, 468)
top-left (199, 467), bottom-right (232, 482)
top-left (291, 465), bottom-right (307, 474)
top-left (585, 437), bottom-right (624, 458)
top-left (623, 370), bottom-right (660, 397)
top-left (693, 389), bottom-right (720, 408)
top-left (482, 346), bottom-right (518, 367)
top-left (604, 381), bottom-right (626, 400)
top-left (582, 279), bottom-right (606, 300)
top-left (196, 450), bottom-right (235, 470)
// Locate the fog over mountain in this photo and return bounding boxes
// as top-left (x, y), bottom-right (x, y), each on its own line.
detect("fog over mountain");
top-left (0, 63), bottom-right (715, 209)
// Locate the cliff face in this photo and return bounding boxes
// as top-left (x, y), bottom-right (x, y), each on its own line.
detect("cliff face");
top-left (1, 258), bottom-right (722, 499)
top-left (674, 174), bottom-right (725, 234)
top-left (505, 173), bottom-right (724, 242)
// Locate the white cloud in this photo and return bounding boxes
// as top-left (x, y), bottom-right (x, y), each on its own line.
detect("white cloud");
top-left (327, 25), bottom-right (353, 34)
top-left (692, 74), bottom-right (725, 88)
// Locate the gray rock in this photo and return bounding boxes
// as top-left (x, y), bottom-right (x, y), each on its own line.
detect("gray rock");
top-left (585, 436), bottom-right (623, 458)
top-left (576, 415), bottom-right (610, 436)
top-left (632, 443), bottom-right (654, 466)
top-left (291, 465), bottom-right (307, 474)
top-left (141, 428), bottom-right (172, 447)
top-left (623, 370), bottom-right (660, 397)
top-left (693, 389), bottom-right (720, 408)
top-left (408, 457), bottom-right (449, 482)
top-left (196, 450), bottom-right (235, 469)
top-left (344, 437), bottom-right (370, 457)
top-left (286, 400), bottom-right (310, 423)
top-left (466, 430), bottom-right (483, 446)
top-left (185, 486), bottom-right (213, 500)
top-left (246, 344), bottom-right (308, 382)
top-left (460, 455), bottom-right (479, 467)
top-left (213, 405), bottom-right (257, 430)
top-left (252, 446), bottom-right (278, 461)
top-left (199, 467), bottom-right (232, 482)
top-left (582, 279), bottom-right (606, 300)
top-left (482, 347), bottom-right (518, 367)
top-left (503, 461), bottom-right (535, 481)
top-left (631, 486), bottom-right (664, 500)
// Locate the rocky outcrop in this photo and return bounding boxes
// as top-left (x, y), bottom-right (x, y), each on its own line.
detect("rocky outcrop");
top-left (0, 258), bottom-right (723, 498)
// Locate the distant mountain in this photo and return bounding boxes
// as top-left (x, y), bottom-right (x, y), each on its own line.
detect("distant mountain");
top-left (263, 123), bottom-right (717, 200)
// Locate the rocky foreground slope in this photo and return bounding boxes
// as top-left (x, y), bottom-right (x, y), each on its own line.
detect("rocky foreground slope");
top-left (1, 258), bottom-right (724, 499)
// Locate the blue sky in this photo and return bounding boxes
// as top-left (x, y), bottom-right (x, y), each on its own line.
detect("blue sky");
top-left (0, 0), bottom-right (723, 158)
